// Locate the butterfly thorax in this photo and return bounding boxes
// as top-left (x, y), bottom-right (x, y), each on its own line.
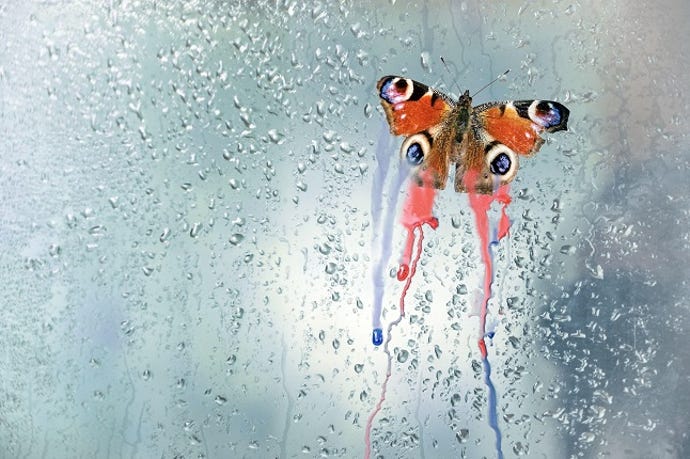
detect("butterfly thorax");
top-left (453, 90), bottom-right (473, 143)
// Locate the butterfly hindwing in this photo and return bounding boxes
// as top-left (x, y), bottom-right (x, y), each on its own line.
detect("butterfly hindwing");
top-left (454, 136), bottom-right (522, 193)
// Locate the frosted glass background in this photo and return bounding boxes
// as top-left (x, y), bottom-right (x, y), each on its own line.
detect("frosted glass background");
top-left (1, 1), bottom-right (688, 458)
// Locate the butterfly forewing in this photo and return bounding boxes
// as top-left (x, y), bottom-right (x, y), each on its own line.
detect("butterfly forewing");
top-left (474, 100), bottom-right (570, 156)
top-left (377, 76), bottom-right (457, 188)
top-left (377, 76), bottom-right (453, 135)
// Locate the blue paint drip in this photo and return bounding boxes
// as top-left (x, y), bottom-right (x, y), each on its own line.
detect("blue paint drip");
top-left (482, 356), bottom-right (504, 459)
top-left (370, 124), bottom-right (394, 334)
top-left (482, 200), bottom-right (504, 459)
top-left (372, 328), bottom-right (383, 346)
top-left (370, 123), bottom-right (410, 343)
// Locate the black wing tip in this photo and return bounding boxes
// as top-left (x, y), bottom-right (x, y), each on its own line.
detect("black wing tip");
top-left (556, 103), bottom-right (570, 131)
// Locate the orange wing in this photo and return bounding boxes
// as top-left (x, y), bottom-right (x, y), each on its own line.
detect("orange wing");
top-left (377, 76), bottom-right (456, 189)
top-left (377, 76), bottom-right (453, 135)
top-left (475, 100), bottom-right (569, 156)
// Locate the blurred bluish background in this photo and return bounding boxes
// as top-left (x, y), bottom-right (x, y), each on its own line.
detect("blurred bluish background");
top-left (1, 1), bottom-right (688, 458)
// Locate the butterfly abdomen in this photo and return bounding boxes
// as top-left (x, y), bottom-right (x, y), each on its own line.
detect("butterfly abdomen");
top-left (454, 91), bottom-right (473, 143)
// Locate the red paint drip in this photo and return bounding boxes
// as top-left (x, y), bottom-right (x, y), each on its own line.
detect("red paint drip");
top-left (364, 230), bottom-right (426, 459)
top-left (399, 226), bottom-right (425, 316)
top-left (464, 170), bottom-right (512, 355)
top-left (398, 172), bottom-right (438, 276)
top-left (396, 263), bottom-right (409, 281)
top-left (398, 172), bottom-right (438, 315)
top-left (478, 338), bottom-right (488, 359)
top-left (365, 171), bottom-right (438, 459)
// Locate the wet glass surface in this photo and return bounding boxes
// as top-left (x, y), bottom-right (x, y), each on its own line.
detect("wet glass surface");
top-left (1, 1), bottom-right (688, 457)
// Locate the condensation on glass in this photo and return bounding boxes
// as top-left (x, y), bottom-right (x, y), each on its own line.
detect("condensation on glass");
top-left (1, 1), bottom-right (688, 458)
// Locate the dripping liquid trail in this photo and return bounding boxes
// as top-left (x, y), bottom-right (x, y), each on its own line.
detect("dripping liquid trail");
top-left (471, 199), bottom-right (504, 459)
top-left (366, 175), bottom-right (437, 457)
top-left (364, 225), bottom-right (425, 459)
top-left (397, 176), bottom-right (438, 284)
top-left (466, 172), bottom-right (511, 459)
top-left (371, 126), bottom-right (409, 345)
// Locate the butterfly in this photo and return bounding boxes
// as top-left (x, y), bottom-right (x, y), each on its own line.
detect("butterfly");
top-left (377, 76), bottom-right (570, 194)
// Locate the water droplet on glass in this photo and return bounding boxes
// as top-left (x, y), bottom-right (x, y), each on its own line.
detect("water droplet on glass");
top-left (267, 129), bottom-right (284, 144)
top-left (89, 225), bottom-right (105, 236)
top-left (560, 245), bottom-right (575, 255)
top-left (160, 228), bottom-right (170, 242)
top-left (420, 51), bottom-right (431, 71)
top-left (434, 345), bottom-right (442, 359)
top-left (455, 428), bottom-right (469, 443)
top-left (229, 234), bottom-right (244, 245)
top-left (588, 263), bottom-right (604, 279)
top-left (322, 130), bottom-right (336, 143)
top-left (397, 349), bottom-right (409, 363)
top-left (190, 222), bottom-right (202, 238)
top-left (48, 244), bottom-right (61, 257)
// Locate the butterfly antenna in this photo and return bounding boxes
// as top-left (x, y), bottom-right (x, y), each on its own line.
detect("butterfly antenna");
top-left (472, 69), bottom-right (511, 97)
top-left (440, 56), bottom-right (463, 98)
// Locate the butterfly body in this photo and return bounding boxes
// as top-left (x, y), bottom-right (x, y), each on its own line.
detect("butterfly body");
top-left (377, 76), bottom-right (569, 194)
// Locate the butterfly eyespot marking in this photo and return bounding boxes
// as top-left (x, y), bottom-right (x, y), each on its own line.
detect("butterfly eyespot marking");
top-left (527, 100), bottom-right (569, 131)
top-left (406, 143), bottom-right (424, 165)
top-left (490, 153), bottom-right (512, 175)
top-left (401, 133), bottom-right (431, 166)
top-left (379, 77), bottom-right (415, 104)
top-left (485, 143), bottom-right (518, 182)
